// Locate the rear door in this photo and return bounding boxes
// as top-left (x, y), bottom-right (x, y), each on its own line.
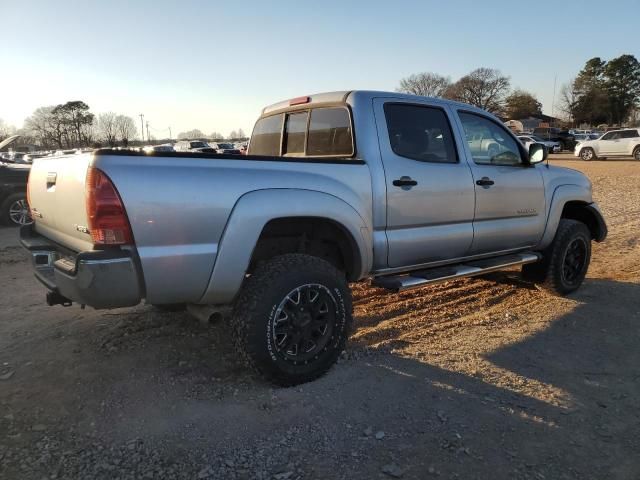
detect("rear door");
top-left (374, 98), bottom-right (475, 268)
top-left (453, 110), bottom-right (546, 255)
top-left (619, 130), bottom-right (639, 155)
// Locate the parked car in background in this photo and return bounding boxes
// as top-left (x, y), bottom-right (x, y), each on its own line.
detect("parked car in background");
top-left (143, 144), bottom-right (175, 153)
top-left (533, 127), bottom-right (576, 151)
top-left (0, 161), bottom-right (32, 226)
top-left (517, 135), bottom-right (561, 153)
top-left (209, 142), bottom-right (241, 154)
top-left (1, 152), bottom-right (31, 164)
top-left (574, 128), bottom-right (640, 160)
top-left (22, 153), bottom-right (49, 163)
top-left (173, 140), bottom-right (216, 153)
top-left (22, 90), bottom-right (607, 385)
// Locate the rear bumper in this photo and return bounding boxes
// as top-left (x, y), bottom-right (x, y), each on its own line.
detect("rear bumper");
top-left (20, 225), bottom-right (143, 309)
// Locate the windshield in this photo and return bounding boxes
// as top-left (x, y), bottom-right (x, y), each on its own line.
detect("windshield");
top-left (190, 141), bottom-right (208, 148)
top-left (530, 135), bottom-right (545, 141)
top-left (218, 143), bottom-right (234, 149)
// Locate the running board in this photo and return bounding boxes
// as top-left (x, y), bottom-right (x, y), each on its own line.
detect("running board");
top-left (372, 252), bottom-right (541, 292)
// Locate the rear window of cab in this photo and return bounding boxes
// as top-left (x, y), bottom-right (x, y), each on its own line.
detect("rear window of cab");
top-left (249, 107), bottom-right (354, 157)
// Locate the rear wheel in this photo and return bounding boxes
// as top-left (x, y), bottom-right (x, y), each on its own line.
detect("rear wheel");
top-left (230, 254), bottom-right (352, 386)
top-left (1, 193), bottom-right (33, 227)
top-left (525, 219), bottom-right (591, 295)
top-left (580, 148), bottom-right (596, 161)
top-left (633, 146), bottom-right (640, 160)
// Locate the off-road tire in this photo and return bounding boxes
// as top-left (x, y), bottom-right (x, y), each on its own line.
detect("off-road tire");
top-left (1, 193), bottom-right (33, 227)
top-left (230, 253), bottom-right (352, 386)
top-left (580, 147), bottom-right (596, 161)
top-left (533, 219), bottom-right (591, 295)
top-left (633, 146), bottom-right (640, 161)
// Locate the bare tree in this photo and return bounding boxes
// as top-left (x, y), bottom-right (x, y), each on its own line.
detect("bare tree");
top-left (237, 128), bottom-right (246, 139)
top-left (445, 68), bottom-right (510, 114)
top-left (96, 112), bottom-right (118, 146)
top-left (25, 106), bottom-right (61, 148)
top-left (177, 129), bottom-right (205, 140)
top-left (114, 115), bottom-right (137, 146)
top-left (229, 130), bottom-right (238, 139)
top-left (558, 80), bottom-right (579, 123)
top-left (397, 72), bottom-right (452, 98)
top-left (210, 131), bottom-right (224, 141)
top-left (0, 119), bottom-right (17, 140)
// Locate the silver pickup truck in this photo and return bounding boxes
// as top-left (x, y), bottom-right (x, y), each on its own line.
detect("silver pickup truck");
top-left (21, 91), bottom-right (607, 385)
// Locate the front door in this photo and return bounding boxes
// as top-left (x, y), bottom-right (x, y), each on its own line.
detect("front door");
top-left (374, 99), bottom-right (475, 268)
top-left (453, 110), bottom-right (546, 255)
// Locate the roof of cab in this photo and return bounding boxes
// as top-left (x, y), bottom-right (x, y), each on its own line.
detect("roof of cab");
top-left (260, 90), bottom-right (489, 117)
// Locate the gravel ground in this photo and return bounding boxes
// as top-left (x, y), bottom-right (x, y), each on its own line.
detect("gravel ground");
top-left (1, 156), bottom-right (639, 479)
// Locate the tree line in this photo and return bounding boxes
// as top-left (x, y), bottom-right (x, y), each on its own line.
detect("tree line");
top-left (398, 54), bottom-right (640, 126)
top-left (397, 68), bottom-right (541, 120)
top-left (0, 101), bottom-right (138, 149)
top-left (176, 128), bottom-right (247, 141)
top-left (559, 55), bottom-right (640, 125)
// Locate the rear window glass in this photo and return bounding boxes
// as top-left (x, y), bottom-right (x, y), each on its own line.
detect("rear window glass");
top-left (306, 108), bottom-right (353, 156)
top-left (283, 111), bottom-right (308, 155)
top-left (249, 114), bottom-right (283, 156)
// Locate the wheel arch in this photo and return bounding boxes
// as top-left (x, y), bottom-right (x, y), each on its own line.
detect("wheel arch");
top-left (198, 189), bottom-right (372, 305)
top-left (538, 185), bottom-right (607, 249)
top-left (560, 201), bottom-right (607, 242)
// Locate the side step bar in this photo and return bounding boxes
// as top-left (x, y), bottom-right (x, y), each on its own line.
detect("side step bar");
top-left (372, 252), bottom-right (541, 292)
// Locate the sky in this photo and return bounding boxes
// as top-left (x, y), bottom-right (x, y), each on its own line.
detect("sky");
top-left (1, 0), bottom-right (639, 138)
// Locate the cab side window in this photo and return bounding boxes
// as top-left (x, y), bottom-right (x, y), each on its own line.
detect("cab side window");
top-left (459, 112), bottom-right (523, 166)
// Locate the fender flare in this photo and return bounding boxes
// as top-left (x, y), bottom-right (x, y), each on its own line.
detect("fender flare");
top-left (538, 184), bottom-right (606, 249)
top-left (198, 189), bottom-right (372, 305)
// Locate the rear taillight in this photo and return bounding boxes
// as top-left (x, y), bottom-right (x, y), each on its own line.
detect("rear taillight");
top-left (85, 167), bottom-right (133, 245)
top-left (26, 170), bottom-right (32, 216)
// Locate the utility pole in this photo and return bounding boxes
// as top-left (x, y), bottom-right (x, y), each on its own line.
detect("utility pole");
top-left (146, 121), bottom-right (150, 144)
top-left (139, 114), bottom-right (144, 142)
top-left (168, 127), bottom-right (172, 141)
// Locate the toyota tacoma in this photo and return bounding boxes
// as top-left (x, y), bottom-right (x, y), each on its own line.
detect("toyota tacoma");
top-left (21, 91), bottom-right (607, 385)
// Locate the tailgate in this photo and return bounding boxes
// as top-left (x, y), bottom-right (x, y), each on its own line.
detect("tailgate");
top-left (28, 153), bottom-right (94, 252)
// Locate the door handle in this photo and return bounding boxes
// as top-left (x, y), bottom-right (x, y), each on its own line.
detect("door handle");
top-left (476, 177), bottom-right (494, 187)
top-left (392, 176), bottom-right (418, 188)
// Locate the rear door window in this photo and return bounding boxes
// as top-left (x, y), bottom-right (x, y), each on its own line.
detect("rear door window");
top-left (306, 108), bottom-right (353, 156)
top-left (249, 114), bottom-right (283, 156)
top-left (383, 103), bottom-right (458, 163)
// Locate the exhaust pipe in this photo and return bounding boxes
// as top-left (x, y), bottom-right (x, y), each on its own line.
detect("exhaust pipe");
top-left (46, 291), bottom-right (72, 307)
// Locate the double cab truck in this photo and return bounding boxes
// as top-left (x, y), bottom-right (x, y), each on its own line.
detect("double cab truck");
top-left (21, 91), bottom-right (607, 385)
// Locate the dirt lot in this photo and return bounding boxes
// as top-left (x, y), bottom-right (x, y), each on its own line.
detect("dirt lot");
top-left (1, 156), bottom-right (639, 480)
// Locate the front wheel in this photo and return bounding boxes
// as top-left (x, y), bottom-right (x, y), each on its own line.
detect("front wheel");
top-left (532, 219), bottom-right (591, 295)
top-left (580, 148), bottom-right (596, 161)
top-left (230, 254), bottom-right (352, 386)
top-left (633, 146), bottom-right (640, 161)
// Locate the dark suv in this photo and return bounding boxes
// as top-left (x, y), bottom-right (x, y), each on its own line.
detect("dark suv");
top-left (533, 128), bottom-right (576, 151)
top-left (0, 161), bottom-right (32, 226)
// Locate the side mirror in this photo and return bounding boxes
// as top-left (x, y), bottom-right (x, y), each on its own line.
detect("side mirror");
top-left (529, 143), bottom-right (547, 164)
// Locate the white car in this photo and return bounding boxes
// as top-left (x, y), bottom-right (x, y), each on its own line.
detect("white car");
top-left (517, 135), bottom-right (561, 153)
top-left (574, 129), bottom-right (640, 161)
